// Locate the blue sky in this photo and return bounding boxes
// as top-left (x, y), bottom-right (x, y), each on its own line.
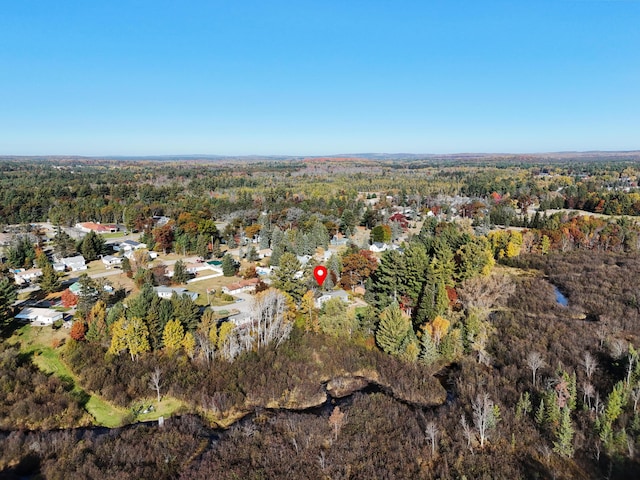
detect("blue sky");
top-left (1, 0), bottom-right (639, 155)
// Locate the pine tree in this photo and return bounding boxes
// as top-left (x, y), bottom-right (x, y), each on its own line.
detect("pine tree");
top-left (376, 303), bottom-right (413, 357)
top-left (39, 260), bottom-right (61, 293)
top-left (535, 398), bottom-right (546, 426)
top-left (171, 294), bottom-right (200, 331)
top-left (173, 259), bottom-right (189, 284)
top-left (272, 252), bottom-right (305, 302)
top-left (553, 407), bottom-right (574, 457)
top-left (0, 276), bottom-right (18, 324)
top-left (85, 300), bottom-right (108, 344)
top-left (53, 229), bottom-right (77, 258)
top-left (79, 231), bottom-right (105, 261)
top-left (221, 254), bottom-right (237, 277)
top-left (516, 392), bottom-right (532, 420)
top-left (419, 329), bottom-right (439, 366)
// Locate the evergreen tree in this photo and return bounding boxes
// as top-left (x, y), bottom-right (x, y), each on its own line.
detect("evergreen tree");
top-left (0, 276), bottom-right (18, 325)
top-left (126, 283), bottom-right (156, 320)
top-left (375, 303), bottom-right (413, 357)
top-left (85, 300), bottom-right (108, 344)
top-left (431, 240), bottom-right (456, 287)
top-left (247, 245), bottom-right (259, 262)
top-left (79, 231), bottom-right (105, 261)
top-left (196, 234), bottom-right (210, 259)
top-left (38, 256), bottom-right (61, 293)
top-left (553, 407), bottom-right (575, 457)
top-left (403, 243), bottom-right (429, 302)
top-left (414, 264), bottom-right (449, 327)
top-left (369, 250), bottom-right (406, 309)
top-left (221, 254), bottom-right (238, 277)
top-left (272, 252), bottom-right (306, 303)
top-left (212, 239), bottom-right (222, 258)
top-left (76, 274), bottom-right (99, 318)
top-left (6, 236), bottom-right (36, 268)
top-left (53, 229), bottom-right (77, 258)
top-left (171, 293), bottom-right (201, 331)
top-left (173, 259), bottom-right (189, 284)
top-left (535, 398), bottom-right (546, 426)
top-left (419, 329), bottom-right (439, 366)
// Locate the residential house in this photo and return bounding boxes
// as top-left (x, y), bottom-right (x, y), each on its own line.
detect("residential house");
top-left (153, 286), bottom-right (198, 302)
top-left (53, 262), bottom-right (66, 272)
top-left (369, 242), bottom-right (389, 253)
top-left (61, 255), bottom-right (87, 271)
top-left (118, 240), bottom-right (147, 253)
top-left (102, 255), bottom-right (123, 268)
top-left (330, 234), bottom-right (348, 246)
top-left (75, 222), bottom-right (118, 234)
top-left (222, 278), bottom-right (260, 295)
top-left (13, 268), bottom-right (43, 285)
top-left (15, 307), bottom-right (63, 326)
top-left (315, 289), bottom-right (350, 308)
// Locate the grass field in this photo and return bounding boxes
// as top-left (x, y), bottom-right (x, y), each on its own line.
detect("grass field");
top-left (11, 324), bottom-right (128, 427)
top-left (134, 397), bottom-right (188, 422)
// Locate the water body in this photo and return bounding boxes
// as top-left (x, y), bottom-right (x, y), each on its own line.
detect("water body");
top-left (553, 286), bottom-right (569, 307)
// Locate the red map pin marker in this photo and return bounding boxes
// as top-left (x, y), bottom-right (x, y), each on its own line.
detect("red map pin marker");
top-left (313, 266), bottom-right (328, 286)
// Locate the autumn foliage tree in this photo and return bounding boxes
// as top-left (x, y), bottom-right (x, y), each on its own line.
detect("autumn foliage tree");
top-left (61, 289), bottom-right (78, 307)
top-left (70, 321), bottom-right (86, 341)
top-left (339, 250), bottom-right (378, 290)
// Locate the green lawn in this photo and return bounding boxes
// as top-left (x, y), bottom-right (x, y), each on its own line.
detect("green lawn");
top-left (12, 324), bottom-right (128, 427)
top-left (134, 397), bottom-right (187, 422)
top-left (101, 231), bottom-right (128, 239)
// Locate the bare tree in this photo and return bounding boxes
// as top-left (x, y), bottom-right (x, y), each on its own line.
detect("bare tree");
top-left (328, 406), bottom-right (346, 441)
top-left (425, 421), bottom-right (439, 457)
top-left (583, 351), bottom-right (598, 381)
top-left (526, 351), bottom-right (545, 387)
top-left (631, 385), bottom-right (640, 412)
top-left (609, 338), bottom-right (627, 360)
top-left (149, 367), bottom-right (162, 403)
top-left (472, 393), bottom-right (499, 448)
top-left (582, 381), bottom-right (595, 410)
top-left (460, 415), bottom-right (473, 452)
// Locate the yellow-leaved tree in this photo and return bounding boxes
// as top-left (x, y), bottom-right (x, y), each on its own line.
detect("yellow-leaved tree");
top-left (163, 319), bottom-right (185, 354)
top-left (108, 316), bottom-right (150, 361)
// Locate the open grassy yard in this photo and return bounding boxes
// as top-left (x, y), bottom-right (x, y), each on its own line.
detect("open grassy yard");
top-left (10, 325), bottom-right (128, 428)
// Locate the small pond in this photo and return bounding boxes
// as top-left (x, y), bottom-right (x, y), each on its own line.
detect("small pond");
top-left (553, 286), bottom-right (569, 307)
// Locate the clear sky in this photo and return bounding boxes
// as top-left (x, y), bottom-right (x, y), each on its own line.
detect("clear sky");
top-left (1, 0), bottom-right (639, 156)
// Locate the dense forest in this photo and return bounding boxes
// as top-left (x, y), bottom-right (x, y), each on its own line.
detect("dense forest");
top-left (2, 156), bottom-right (640, 479)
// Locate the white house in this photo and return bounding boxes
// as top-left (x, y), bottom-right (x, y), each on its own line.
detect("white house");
top-left (369, 242), bottom-right (389, 253)
top-left (15, 307), bottom-right (64, 326)
top-left (222, 278), bottom-right (260, 295)
top-left (13, 268), bottom-right (43, 285)
top-left (61, 255), bottom-right (87, 271)
top-left (153, 286), bottom-right (198, 301)
top-left (53, 262), bottom-right (66, 272)
top-left (118, 240), bottom-right (147, 253)
top-left (102, 255), bottom-right (123, 268)
top-left (315, 289), bottom-right (350, 309)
